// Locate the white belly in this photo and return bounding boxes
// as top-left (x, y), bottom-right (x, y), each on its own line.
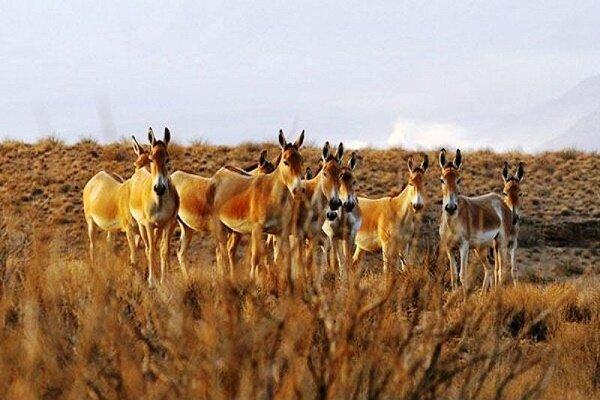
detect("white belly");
top-left (92, 215), bottom-right (120, 231)
top-left (221, 216), bottom-right (253, 234)
top-left (355, 231), bottom-right (381, 252)
top-left (469, 229), bottom-right (499, 246)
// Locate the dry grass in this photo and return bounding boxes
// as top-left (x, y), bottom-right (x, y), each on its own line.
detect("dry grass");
top-left (0, 224), bottom-right (599, 399)
top-left (0, 139), bottom-right (598, 399)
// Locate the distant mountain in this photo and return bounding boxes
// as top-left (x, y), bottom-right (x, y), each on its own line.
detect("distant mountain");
top-left (540, 107), bottom-right (600, 151)
top-left (496, 74), bottom-right (600, 151)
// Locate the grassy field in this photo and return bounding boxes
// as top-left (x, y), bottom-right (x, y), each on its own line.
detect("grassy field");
top-left (0, 138), bottom-right (598, 399)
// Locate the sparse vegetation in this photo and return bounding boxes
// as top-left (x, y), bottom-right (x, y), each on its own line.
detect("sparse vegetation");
top-left (0, 140), bottom-right (598, 399)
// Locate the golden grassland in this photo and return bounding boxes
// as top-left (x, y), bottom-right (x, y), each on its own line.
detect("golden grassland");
top-left (0, 138), bottom-right (599, 399)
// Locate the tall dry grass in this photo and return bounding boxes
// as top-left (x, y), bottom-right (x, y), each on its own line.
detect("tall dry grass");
top-left (0, 221), bottom-right (599, 399)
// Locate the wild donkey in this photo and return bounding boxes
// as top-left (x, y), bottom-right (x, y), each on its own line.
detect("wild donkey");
top-left (209, 130), bottom-right (305, 281)
top-left (83, 137), bottom-right (150, 265)
top-left (322, 151), bottom-right (361, 279)
top-left (171, 149), bottom-right (278, 274)
top-left (438, 149), bottom-right (514, 293)
top-left (294, 142), bottom-right (345, 282)
top-left (499, 161), bottom-right (525, 284)
top-left (353, 154), bottom-right (429, 272)
top-left (129, 128), bottom-right (179, 286)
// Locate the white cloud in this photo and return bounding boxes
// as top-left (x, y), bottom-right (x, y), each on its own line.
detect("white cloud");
top-left (344, 140), bottom-right (369, 149)
top-left (387, 118), bottom-right (484, 150)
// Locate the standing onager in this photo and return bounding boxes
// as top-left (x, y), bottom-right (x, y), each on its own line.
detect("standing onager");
top-left (322, 151), bottom-right (361, 278)
top-left (242, 149), bottom-right (279, 174)
top-left (209, 130), bottom-right (305, 281)
top-left (129, 128), bottom-right (179, 286)
top-left (294, 142), bottom-right (345, 272)
top-left (171, 149), bottom-right (278, 274)
top-left (352, 154), bottom-right (429, 272)
top-left (438, 149), bottom-right (513, 293)
top-left (500, 161), bottom-right (525, 284)
top-left (82, 137), bottom-right (150, 264)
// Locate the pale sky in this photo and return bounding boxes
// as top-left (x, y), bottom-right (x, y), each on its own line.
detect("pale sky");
top-left (2, 1), bottom-right (600, 150)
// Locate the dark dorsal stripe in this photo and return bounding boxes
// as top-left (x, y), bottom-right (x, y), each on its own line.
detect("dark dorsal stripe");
top-left (243, 162), bottom-right (259, 172)
top-left (224, 165), bottom-right (252, 176)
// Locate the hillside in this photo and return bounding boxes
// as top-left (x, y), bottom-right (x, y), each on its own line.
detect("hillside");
top-left (0, 138), bottom-right (599, 399)
top-left (0, 138), bottom-right (598, 280)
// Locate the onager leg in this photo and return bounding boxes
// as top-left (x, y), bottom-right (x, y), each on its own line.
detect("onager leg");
top-left (106, 232), bottom-right (114, 251)
top-left (352, 247), bottom-right (364, 268)
top-left (160, 221), bottom-right (176, 283)
top-left (493, 239), bottom-right (503, 287)
top-left (342, 238), bottom-right (351, 270)
top-left (250, 226), bottom-right (263, 281)
top-left (86, 217), bottom-right (97, 264)
top-left (474, 248), bottom-right (492, 292)
top-left (144, 223), bottom-right (156, 287)
top-left (227, 232), bottom-right (241, 280)
top-left (509, 242), bottom-right (518, 285)
top-left (381, 240), bottom-right (397, 274)
top-left (138, 223), bottom-right (150, 259)
top-left (446, 247), bottom-right (458, 290)
top-left (177, 221), bottom-right (193, 276)
top-left (212, 220), bottom-right (230, 278)
top-left (125, 225), bottom-right (137, 266)
top-left (324, 239), bottom-right (335, 273)
top-left (332, 239), bottom-right (344, 277)
top-left (459, 242), bottom-right (470, 295)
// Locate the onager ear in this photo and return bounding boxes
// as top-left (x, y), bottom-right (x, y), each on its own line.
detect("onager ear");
top-left (502, 161), bottom-right (510, 182)
top-left (348, 151), bottom-right (357, 170)
top-left (322, 141), bottom-right (331, 161)
top-left (336, 142), bottom-right (344, 162)
top-left (454, 149), bottom-right (462, 169)
top-left (148, 127), bottom-right (156, 146)
top-left (164, 127), bottom-right (171, 146)
top-left (293, 130), bottom-right (305, 148)
top-left (516, 161), bottom-right (525, 182)
top-left (421, 154), bottom-right (429, 171)
top-left (259, 149), bottom-right (268, 166)
top-left (407, 157), bottom-right (414, 172)
top-left (305, 167), bottom-right (314, 180)
top-left (278, 129), bottom-right (287, 148)
top-left (439, 148), bottom-right (447, 168)
top-left (131, 135), bottom-right (142, 155)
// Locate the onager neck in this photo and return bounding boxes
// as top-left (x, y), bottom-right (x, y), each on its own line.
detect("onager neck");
top-left (392, 185), bottom-right (413, 214)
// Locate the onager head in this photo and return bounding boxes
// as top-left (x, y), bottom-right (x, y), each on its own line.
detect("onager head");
top-left (277, 129), bottom-right (305, 197)
top-left (502, 161), bottom-right (525, 224)
top-left (406, 154), bottom-right (429, 213)
top-left (340, 151), bottom-right (358, 212)
top-left (147, 127), bottom-right (172, 197)
top-left (439, 148), bottom-right (462, 216)
top-left (244, 149), bottom-right (277, 175)
top-left (319, 142), bottom-right (345, 217)
top-left (131, 135), bottom-right (151, 170)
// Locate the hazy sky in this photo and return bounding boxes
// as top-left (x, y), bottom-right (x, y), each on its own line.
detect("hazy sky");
top-left (2, 1), bottom-right (600, 149)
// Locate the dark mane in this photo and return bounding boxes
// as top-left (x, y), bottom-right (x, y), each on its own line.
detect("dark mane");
top-left (243, 162), bottom-right (259, 172)
top-left (109, 172), bottom-right (125, 183)
top-left (224, 165), bottom-right (252, 176)
top-left (308, 160), bottom-right (324, 178)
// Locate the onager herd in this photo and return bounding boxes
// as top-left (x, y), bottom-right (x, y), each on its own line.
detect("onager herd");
top-left (83, 128), bottom-right (525, 292)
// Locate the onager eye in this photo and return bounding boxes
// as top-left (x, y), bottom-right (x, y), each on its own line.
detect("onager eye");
top-left (283, 160), bottom-right (289, 166)
top-left (440, 178), bottom-right (445, 184)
